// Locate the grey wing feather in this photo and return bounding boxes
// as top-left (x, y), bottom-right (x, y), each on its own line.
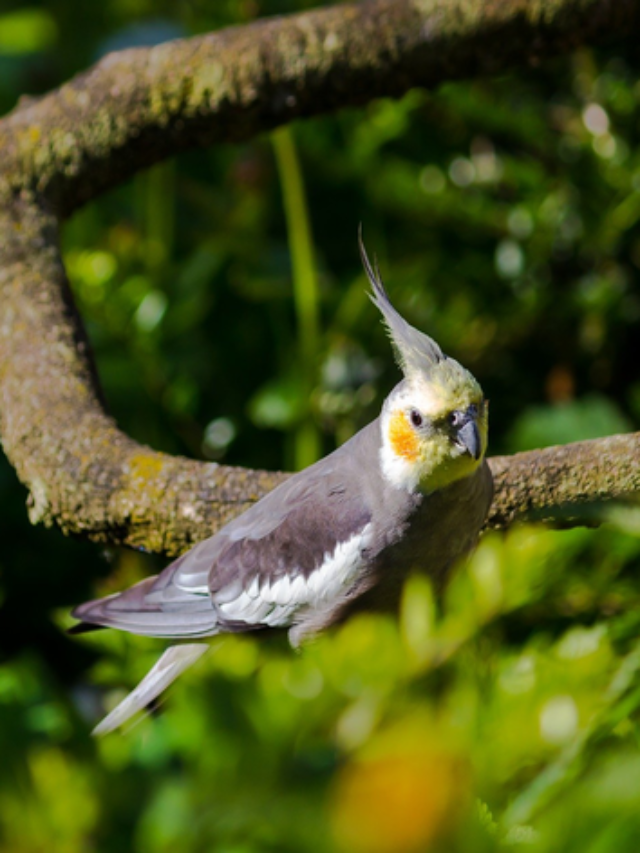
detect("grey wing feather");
top-left (183, 451), bottom-right (375, 631)
top-left (71, 569), bottom-right (220, 639)
top-left (92, 643), bottom-right (209, 736)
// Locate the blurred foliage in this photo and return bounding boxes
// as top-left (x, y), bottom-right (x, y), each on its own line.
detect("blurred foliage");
top-left (2, 0), bottom-right (640, 850)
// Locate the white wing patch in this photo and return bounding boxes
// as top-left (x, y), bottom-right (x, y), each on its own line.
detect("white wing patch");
top-left (216, 524), bottom-right (373, 628)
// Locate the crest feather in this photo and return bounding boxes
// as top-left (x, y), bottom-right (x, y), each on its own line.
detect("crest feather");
top-left (358, 228), bottom-right (445, 378)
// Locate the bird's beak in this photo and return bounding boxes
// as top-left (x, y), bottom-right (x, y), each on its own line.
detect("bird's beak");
top-left (457, 418), bottom-right (482, 461)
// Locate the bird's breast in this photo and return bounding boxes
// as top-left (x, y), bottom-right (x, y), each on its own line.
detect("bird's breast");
top-left (347, 460), bottom-right (493, 614)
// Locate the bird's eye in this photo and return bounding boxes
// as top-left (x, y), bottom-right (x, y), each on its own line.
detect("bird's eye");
top-left (410, 409), bottom-right (423, 428)
top-left (447, 412), bottom-right (458, 427)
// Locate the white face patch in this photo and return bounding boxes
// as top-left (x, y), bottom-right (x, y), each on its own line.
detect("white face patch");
top-left (379, 439), bottom-right (420, 492)
top-left (378, 404), bottom-right (421, 492)
top-left (216, 524), bottom-right (373, 628)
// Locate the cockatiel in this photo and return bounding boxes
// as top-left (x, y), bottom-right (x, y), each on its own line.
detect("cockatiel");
top-left (71, 235), bottom-right (493, 734)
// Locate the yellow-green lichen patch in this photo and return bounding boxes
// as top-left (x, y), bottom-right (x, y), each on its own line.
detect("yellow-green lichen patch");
top-left (188, 61), bottom-right (227, 113)
top-left (126, 453), bottom-right (166, 483)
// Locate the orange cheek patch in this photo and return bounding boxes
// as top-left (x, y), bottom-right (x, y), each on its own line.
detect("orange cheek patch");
top-left (388, 411), bottom-right (419, 461)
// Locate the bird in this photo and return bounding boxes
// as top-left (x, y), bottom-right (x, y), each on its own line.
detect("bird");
top-left (71, 233), bottom-right (493, 735)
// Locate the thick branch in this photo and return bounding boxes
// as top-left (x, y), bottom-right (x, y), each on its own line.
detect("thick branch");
top-left (1, 0), bottom-right (639, 556)
top-left (487, 434), bottom-right (640, 529)
top-left (1, 0), bottom-right (638, 215)
top-left (0, 199), bottom-right (287, 555)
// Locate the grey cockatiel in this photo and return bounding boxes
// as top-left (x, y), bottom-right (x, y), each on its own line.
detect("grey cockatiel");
top-left (71, 235), bottom-right (493, 734)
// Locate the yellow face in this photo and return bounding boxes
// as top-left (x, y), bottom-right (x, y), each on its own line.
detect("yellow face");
top-left (381, 369), bottom-right (488, 494)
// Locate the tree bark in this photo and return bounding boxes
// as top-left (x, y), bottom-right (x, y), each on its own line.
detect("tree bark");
top-left (0, 0), bottom-right (639, 557)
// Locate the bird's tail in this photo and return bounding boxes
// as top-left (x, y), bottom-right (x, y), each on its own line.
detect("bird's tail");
top-left (92, 643), bottom-right (209, 736)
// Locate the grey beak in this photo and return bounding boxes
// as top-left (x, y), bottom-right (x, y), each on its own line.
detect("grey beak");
top-left (457, 419), bottom-right (482, 461)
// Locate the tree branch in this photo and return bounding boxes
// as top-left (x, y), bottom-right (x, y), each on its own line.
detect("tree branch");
top-left (2, 0), bottom-right (637, 215)
top-left (0, 0), bottom-right (639, 556)
top-left (487, 434), bottom-right (640, 529)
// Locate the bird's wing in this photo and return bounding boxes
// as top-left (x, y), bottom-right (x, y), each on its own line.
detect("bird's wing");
top-left (71, 562), bottom-right (222, 639)
top-left (171, 443), bottom-right (376, 632)
top-left (72, 423), bottom-right (380, 639)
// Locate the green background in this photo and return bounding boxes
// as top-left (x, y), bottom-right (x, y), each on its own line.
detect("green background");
top-left (2, 2), bottom-right (640, 850)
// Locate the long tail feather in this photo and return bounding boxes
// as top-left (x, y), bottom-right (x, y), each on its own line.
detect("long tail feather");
top-left (92, 643), bottom-right (209, 736)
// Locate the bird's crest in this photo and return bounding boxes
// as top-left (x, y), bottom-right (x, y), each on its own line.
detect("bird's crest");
top-left (358, 228), bottom-right (445, 380)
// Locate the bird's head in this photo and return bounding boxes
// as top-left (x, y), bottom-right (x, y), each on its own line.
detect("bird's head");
top-left (359, 234), bottom-right (488, 494)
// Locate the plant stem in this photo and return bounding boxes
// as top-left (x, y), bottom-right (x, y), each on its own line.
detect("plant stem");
top-left (272, 125), bottom-right (321, 469)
